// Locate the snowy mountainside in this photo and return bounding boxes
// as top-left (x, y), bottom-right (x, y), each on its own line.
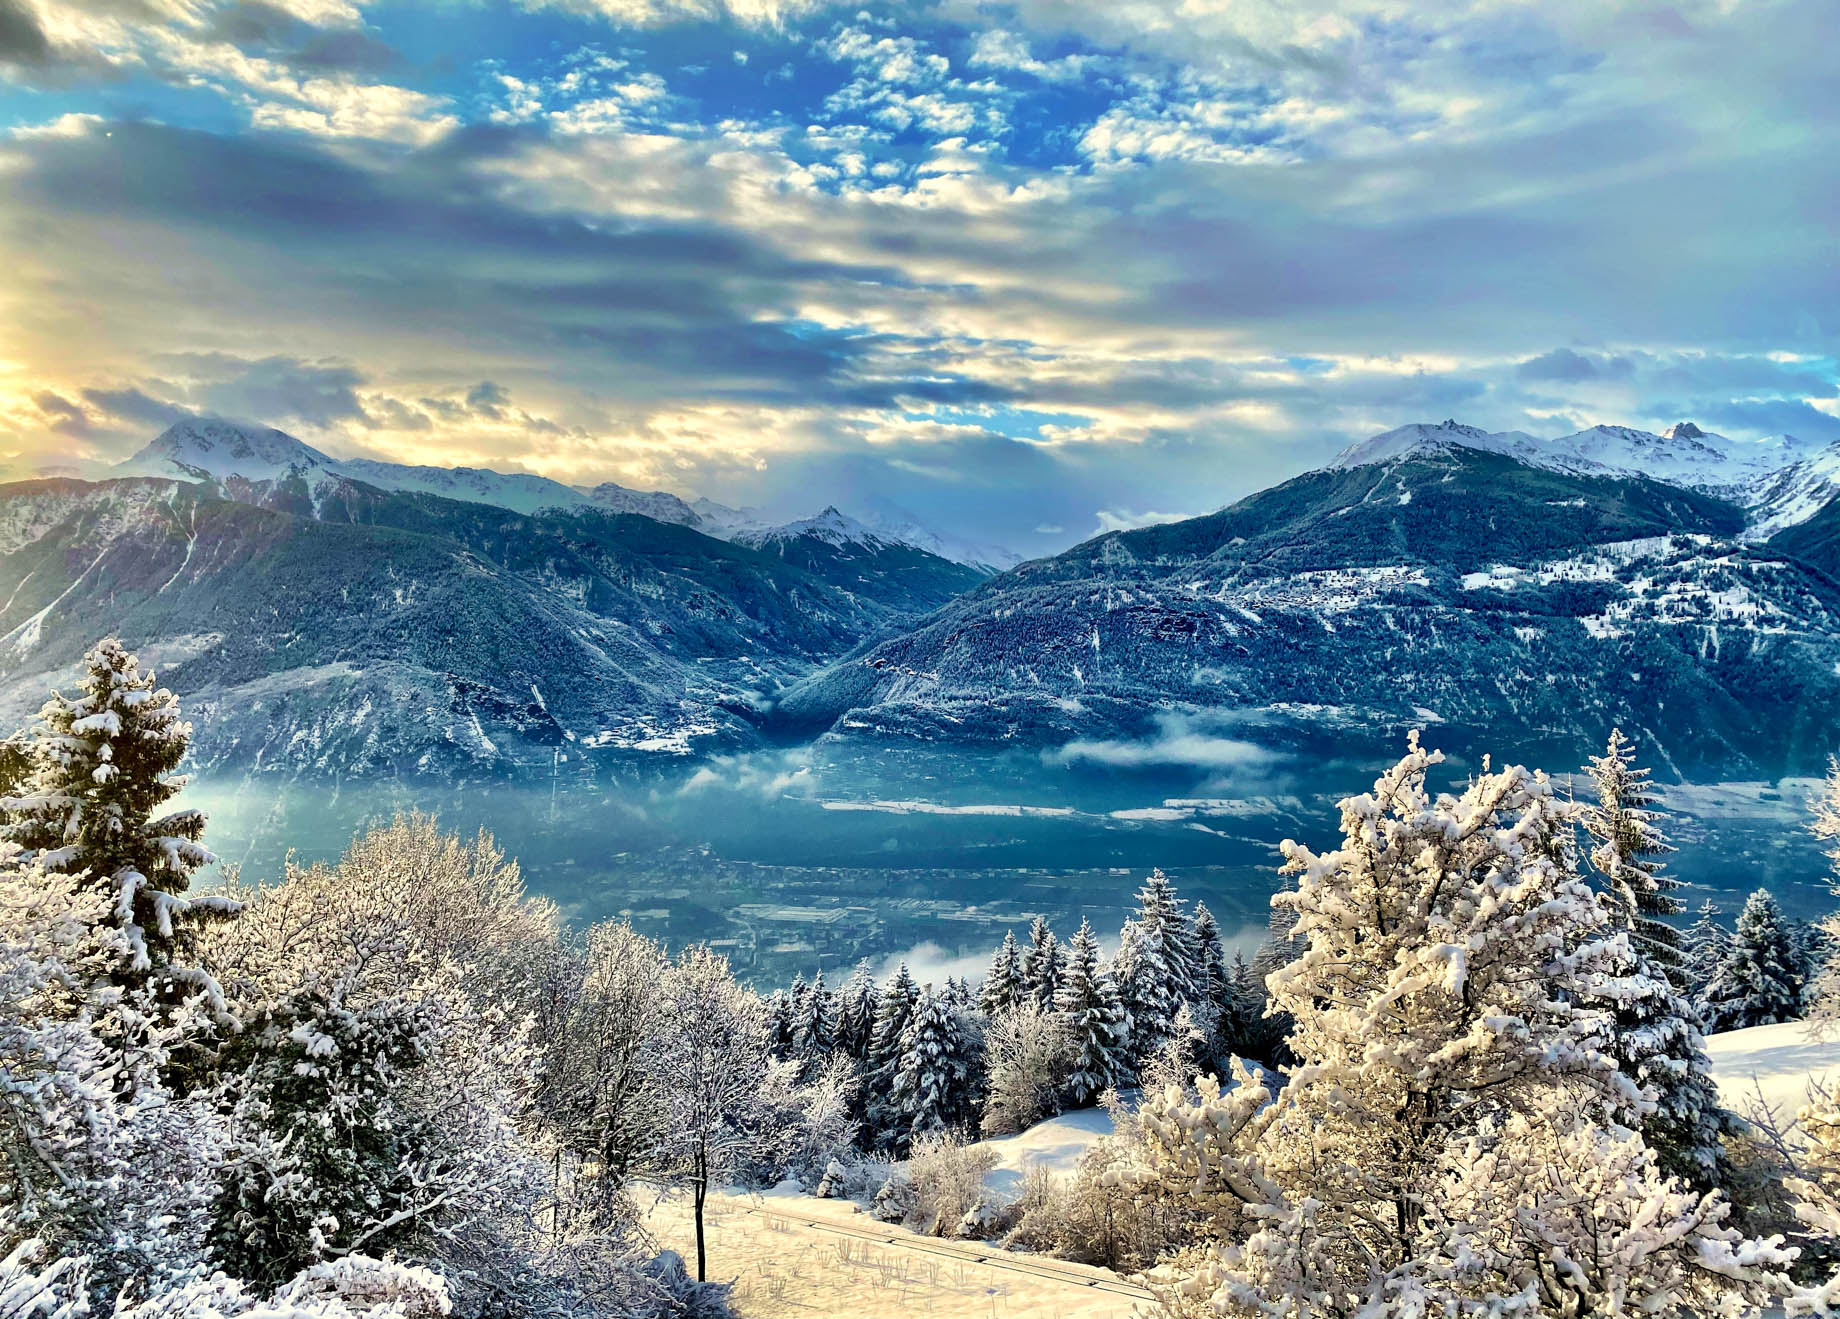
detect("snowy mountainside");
top-left (116, 419), bottom-right (1006, 568)
top-left (0, 474), bottom-right (972, 777)
top-left (1331, 417), bottom-right (1821, 509)
top-left (733, 506), bottom-right (990, 614)
top-left (779, 447), bottom-right (1840, 778)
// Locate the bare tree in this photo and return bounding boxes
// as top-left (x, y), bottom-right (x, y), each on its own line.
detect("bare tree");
top-left (647, 945), bottom-right (774, 1281)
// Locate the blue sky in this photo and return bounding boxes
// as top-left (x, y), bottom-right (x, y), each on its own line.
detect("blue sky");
top-left (0, 0), bottom-right (1836, 555)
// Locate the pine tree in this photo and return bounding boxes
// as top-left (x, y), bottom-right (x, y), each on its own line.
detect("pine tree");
top-left (1683, 899), bottom-right (1730, 989)
top-left (1056, 919), bottom-right (1127, 1106)
top-left (1579, 732), bottom-right (1729, 1190)
top-left (1703, 888), bottom-right (1804, 1030)
top-left (834, 960), bottom-right (878, 1062)
top-left (1114, 869), bottom-right (1198, 1060)
top-left (1, 639), bottom-right (234, 993)
top-left (1582, 729), bottom-right (1685, 980)
top-left (978, 930), bottom-right (1025, 1016)
top-left (764, 988), bottom-right (794, 1060)
top-left (865, 963), bottom-right (920, 1143)
top-left (1021, 917), bottom-right (1063, 1011)
top-left (1191, 901), bottom-right (1226, 1013)
top-left (888, 987), bottom-right (975, 1146)
top-left (791, 968), bottom-right (836, 1066)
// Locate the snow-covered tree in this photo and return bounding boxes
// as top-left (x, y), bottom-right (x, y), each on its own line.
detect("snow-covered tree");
top-left (1021, 917), bottom-right (1063, 1012)
top-left (1805, 759), bottom-right (1840, 1032)
top-left (833, 959), bottom-right (878, 1062)
top-left (646, 944), bottom-right (775, 1282)
top-left (541, 920), bottom-right (670, 1217)
top-left (864, 963), bottom-right (920, 1143)
top-left (1162, 737), bottom-right (1790, 1316)
top-left (1582, 728), bottom-right (1685, 978)
top-left (980, 1001), bottom-right (1072, 1135)
top-left (978, 930), bottom-right (1025, 1016)
top-left (889, 987), bottom-right (976, 1147)
top-left (1, 640), bottom-right (235, 997)
top-left (790, 968), bottom-right (836, 1068)
top-left (1056, 919), bottom-right (1128, 1106)
top-left (1684, 898), bottom-right (1731, 989)
top-left (1704, 887), bottom-right (1804, 1031)
top-left (1114, 869), bottom-right (1198, 1061)
top-left (1190, 902), bottom-right (1226, 1023)
top-left (1576, 733), bottom-right (1729, 1188)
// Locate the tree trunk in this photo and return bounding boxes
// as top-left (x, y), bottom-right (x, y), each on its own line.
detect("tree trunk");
top-left (694, 1167), bottom-right (708, 1281)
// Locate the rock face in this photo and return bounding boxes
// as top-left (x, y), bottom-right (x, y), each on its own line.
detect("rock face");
top-left (779, 440), bottom-right (1840, 780)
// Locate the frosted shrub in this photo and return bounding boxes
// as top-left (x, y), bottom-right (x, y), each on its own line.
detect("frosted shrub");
top-left (979, 1002), bottom-right (1072, 1136)
top-left (898, 1132), bottom-right (997, 1237)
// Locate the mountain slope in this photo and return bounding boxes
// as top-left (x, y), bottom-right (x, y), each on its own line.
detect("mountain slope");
top-left (777, 446), bottom-right (1840, 778)
top-left (733, 507), bottom-right (990, 614)
top-left (0, 475), bottom-right (965, 777)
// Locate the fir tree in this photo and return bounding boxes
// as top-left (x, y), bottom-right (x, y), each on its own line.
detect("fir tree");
top-left (1056, 919), bottom-right (1127, 1105)
top-left (1579, 732), bottom-right (1729, 1189)
top-left (1115, 869), bottom-right (1198, 1059)
top-left (978, 930), bottom-right (1025, 1016)
top-left (1683, 899), bottom-right (1730, 989)
top-left (1582, 729), bottom-right (1685, 981)
top-left (791, 968), bottom-right (836, 1066)
top-left (1021, 916), bottom-right (1063, 1011)
top-left (1191, 901), bottom-right (1226, 1015)
top-left (1703, 888), bottom-right (1804, 1031)
top-left (763, 988), bottom-right (794, 1060)
top-left (888, 987), bottom-right (976, 1146)
top-left (833, 960), bottom-right (878, 1062)
top-left (1, 639), bottom-right (235, 993)
top-left (865, 963), bottom-right (921, 1143)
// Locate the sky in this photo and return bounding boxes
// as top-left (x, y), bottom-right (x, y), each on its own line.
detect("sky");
top-left (0, 0), bottom-right (1836, 557)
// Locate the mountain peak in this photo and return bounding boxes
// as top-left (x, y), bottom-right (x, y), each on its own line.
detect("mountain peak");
top-left (1328, 419), bottom-right (1531, 470)
top-left (122, 418), bottom-right (337, 482)
top-left (1666, 421), bottom-right (1707, 440)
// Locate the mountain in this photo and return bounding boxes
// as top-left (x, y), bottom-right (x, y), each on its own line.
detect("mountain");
top-left (777, 437), bottom-right (1840, 778)
top-left (1331, 418), bottom-right (1819, 503)
top-left (733, 507), bottom-right (990, 615)
top-left (0, 467), bottom-right (981, 778)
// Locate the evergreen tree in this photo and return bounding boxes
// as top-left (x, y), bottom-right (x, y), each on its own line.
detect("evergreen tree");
top-left (978, 930), bottom-right (1025, 1016)
top-left (1191, 901), bottom-right (1226, 1015)
top-left (1021, 916), bottom-right (1063, 1011)
top-left (888, 987), bottom-right (976, 1146)
top-left (833, 959), bottom-right (878, 1062)
top-left (791, 968), bottom-right (836, 1066)
top-left (1703, 888), bottom-right (1804, 1030)
top-left (1114, 869), bottom-right (1198, 1059)
top-left (1579, 732), bottom-right (1728, 1189)
top-left (1186, 737), bottom-right (1790, 1314)
top-left (1683, 899), bottom-right (1730, 989)
top-left (763, 988), bottom-right (794, 1060)
top-left (1056, 919), bottom-right (1127, 1105)
top-left (1, 639), bottom-right (234, 993)
top-left (865, 962), bottom-right (921, 1143)
top-left (1582, 729), bottom-right (1685, 981)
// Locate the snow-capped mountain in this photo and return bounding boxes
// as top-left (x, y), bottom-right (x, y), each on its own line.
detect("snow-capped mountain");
top-left (738, 506), bottom-right (890, 551)
top-left (1331, 418), bottom-right (1821, 509)
top-left (733, 507), bottom-right (989, 613)
top-left (780, 439), bottom-right (1840, 779)
top-left (578, 481), bottom-right (701, 526)
top-left (1742, 439), bottom-right (1840, 539)
top-left (117, 418), bottom-right (343, 484)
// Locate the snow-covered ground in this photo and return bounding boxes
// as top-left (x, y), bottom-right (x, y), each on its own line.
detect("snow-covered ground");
top-left (974, 1106), bottom-right (1113, 1195)
top-left (1706, 1021), bottom-right (1840, 1133)
top-left (640, 1186), bottom-right (1145, 1318)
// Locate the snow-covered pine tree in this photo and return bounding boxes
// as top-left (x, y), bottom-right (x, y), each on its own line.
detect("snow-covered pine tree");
top-left (865, 963), bottom-right (920, 1142)
top-left (978, 930), bottom-right (1025, 1016)
top-left (1056, 919), bottom-right (1128, 1105)
top-left (1191, 901), bottom-right (1226, 1022)
top-left (0, 640), bottom-right (235, 999)
top-left (1114, 869), bottom-right (1198, 1061)
top-left (1171, 737), bottom-right (1790, 1315)
top-left (1577, 733), bottom-right (1729, 1189)
top-left (764, 988), bottom-right (794, 1060)
top-left (1683, 899), bottom-right (1730, 989)
top-left (833, 960), bottom-right (878, 1062)
top-left (1021, 917), bottom-right (1063, 1011)
top-left (1137, 869), bottom-right (1200, 1004)
top-left (791, 969), bottom-right (836, 1066)
top-left (888, 987), bottom-right (975, 1146)
top-left (1582, 728), bottom-right (1685, 979)
top-left (1703, 887), bottom-right (1804, 1031)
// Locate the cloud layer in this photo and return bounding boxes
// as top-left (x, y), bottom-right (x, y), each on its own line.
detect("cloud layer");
top-left (1, 0), bottom-right (1835, 554)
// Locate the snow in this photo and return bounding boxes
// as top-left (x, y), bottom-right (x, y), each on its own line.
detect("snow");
top-left (972, 1106), bottom-right (1114, 1196)
top-left (641, 1187), bottom-right (1144, 1318)
top-left (1704, 1021), bottom-right (1840, 1128)
top-left (1328, 417), bottom-right (1819, 501)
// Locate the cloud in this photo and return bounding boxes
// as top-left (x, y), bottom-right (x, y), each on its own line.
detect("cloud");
top-left (190, 355), bottom-right (371, 429)
top-left (0, 0), bottom-right (49, 66)
top-left (1047, 715), bottom-right (1282, 771)
top-left (82, 386), bottom-right (193, 430)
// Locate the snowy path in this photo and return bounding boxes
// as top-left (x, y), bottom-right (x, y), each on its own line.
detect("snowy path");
top-left (1706, 1021), bottom-right (1840, 1131)
top-left (642, 1189), bottom-right (1148, 1318)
